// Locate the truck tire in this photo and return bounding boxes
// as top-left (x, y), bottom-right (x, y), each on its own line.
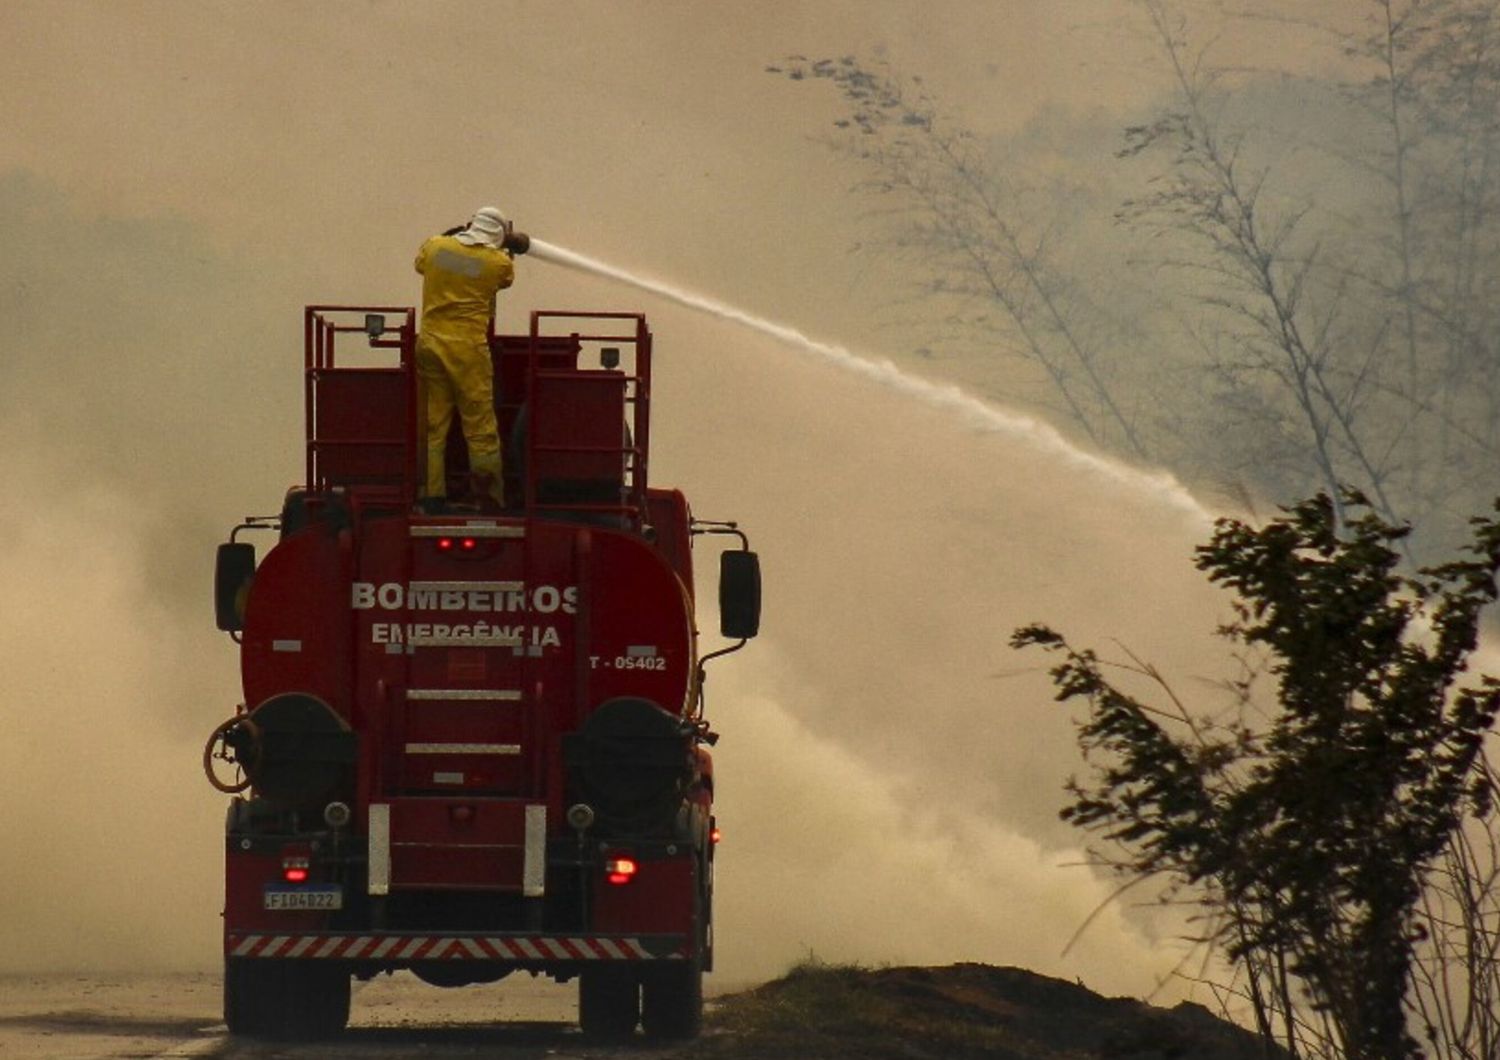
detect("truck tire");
top-left (224, 958), bottom-right (350, 1040)
top-left (641, 954), bottom-right (703, 1040)
top-left (578, 968), bottom-right (638, 1039)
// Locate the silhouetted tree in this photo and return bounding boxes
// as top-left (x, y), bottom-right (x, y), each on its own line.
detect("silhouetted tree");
top-left (1014, 493), bottom-right (1500, 1059)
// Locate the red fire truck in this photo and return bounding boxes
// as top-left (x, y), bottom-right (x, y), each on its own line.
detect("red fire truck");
top-left (205, 306), bottom-right (759, 1041)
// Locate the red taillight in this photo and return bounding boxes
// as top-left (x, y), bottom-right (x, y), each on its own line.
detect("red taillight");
top-left (605, 856), bottom-right (638, 886)
top-left (710, 826), bottom-right (722, 844)
top-left (461, 537), bottom-right (478, 551)
top-left (282, 856), bottom-right (310, 884)
top-left (436, 537), bottom-right (454, 552)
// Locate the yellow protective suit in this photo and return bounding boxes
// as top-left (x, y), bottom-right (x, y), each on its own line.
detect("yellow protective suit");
top-left (413, 234), bottom-right (515, 504)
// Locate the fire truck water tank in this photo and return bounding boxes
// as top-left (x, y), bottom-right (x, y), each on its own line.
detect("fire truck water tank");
top-left (235, 693), bottom-right (357, 808)
top-left (565, 697), bottom-right (694, 830)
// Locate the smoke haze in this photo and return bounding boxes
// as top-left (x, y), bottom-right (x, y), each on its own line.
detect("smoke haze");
top-left (0, 447), bottom-right (222, 970)
top-left (0, 1), bottom-right (1323, 996)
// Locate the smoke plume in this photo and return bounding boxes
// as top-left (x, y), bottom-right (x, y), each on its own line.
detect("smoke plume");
top-left (0, 171), bottom-right (1248, 999)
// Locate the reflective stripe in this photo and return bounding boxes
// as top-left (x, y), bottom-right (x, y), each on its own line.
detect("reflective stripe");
top-left (410, 525), bottom-right (523, 539)
top-left (523, 805), bottom-right (546, 898)
top-left (227, 933), bottom-right (678, 960)
top-left (406, 743), bottom-right (520, 755)
top-left (408, 580), bottom-right (523, 592)
top-left (408, 633), bottom-right (522, 648)
top-left (272, 640), bottom-right (302, 653)
top-left (407, 689), bottom-right (521, 701)
top-left (368, 804), bottom-right (391, 896)
top-left (433, 247), bottom-right (484, 278)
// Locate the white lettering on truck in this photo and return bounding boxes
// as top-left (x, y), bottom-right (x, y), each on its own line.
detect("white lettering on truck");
top-left (350, 582), bottom-right (578, 615)
top-left (352, 582), bottom-right (579, 653)
top-left (370, 622), bottom-right (563, 647)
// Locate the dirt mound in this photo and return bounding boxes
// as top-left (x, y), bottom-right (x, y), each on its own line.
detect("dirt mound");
top-left (689, 962), bottom-right (1277, 1060)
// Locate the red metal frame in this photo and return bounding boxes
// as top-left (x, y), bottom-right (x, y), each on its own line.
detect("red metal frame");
top-left (302, 306), bottom-right (653, 525)
top-left (522, 310), bottom-right (652, 528)
top-left (303, 305), bottom-right (418, 503)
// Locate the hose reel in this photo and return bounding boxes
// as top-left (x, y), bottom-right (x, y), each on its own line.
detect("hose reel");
top-left (564, 696), bottom-right (695, 831)
top-left (203, 693), bottom-right (356, 806)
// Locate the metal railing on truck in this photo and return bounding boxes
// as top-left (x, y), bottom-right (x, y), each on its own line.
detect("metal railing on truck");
top-left (303, 305), bottom-right (418, 505)
top-left (512, 310), bottom-right (652, 528)
top-left (301, 305), bottom-right (651, 522)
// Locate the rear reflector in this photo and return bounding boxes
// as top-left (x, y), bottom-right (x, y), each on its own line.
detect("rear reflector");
top-left (282, 856), bottom-right (310, 884)
top-left (605, 856), bottom-right (638, 886)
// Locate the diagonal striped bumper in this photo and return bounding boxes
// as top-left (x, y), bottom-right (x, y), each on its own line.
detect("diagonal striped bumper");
top-left (226, 932), bottom-right (688, 962)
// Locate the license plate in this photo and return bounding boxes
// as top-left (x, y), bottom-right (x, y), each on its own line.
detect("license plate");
top-left (264, 886), bottom-right (343, 911)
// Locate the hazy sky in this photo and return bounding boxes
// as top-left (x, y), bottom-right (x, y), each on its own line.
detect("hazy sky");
top-left (0, 1), bottom-right (1225, 328)
top-left (0, 0), bottom-right (1345, 996)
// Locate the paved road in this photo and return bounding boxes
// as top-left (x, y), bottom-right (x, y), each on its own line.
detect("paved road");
top-left (0, 972), bottom-right (718, 1058)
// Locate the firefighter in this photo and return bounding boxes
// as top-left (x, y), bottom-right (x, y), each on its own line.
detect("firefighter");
top-left (414, 206), bottom-right (524, 508)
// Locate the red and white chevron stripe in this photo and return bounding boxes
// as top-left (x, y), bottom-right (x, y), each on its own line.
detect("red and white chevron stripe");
top-left (226, 933), bottom-right (681, 961)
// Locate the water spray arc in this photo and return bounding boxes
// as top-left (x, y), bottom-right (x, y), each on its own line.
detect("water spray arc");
top-left (528, 239), bottom-right (1211, 523)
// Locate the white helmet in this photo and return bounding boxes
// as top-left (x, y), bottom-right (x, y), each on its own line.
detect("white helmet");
top-left (455, 206), bottom-right (509, 249)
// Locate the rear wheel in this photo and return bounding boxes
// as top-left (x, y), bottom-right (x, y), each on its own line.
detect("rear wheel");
top-left (578, 968), bottom-right (639, 1039)
top-left (224, 958), bottom-right (350, 1040)
top-left (641, 955), bottom-right (703, 1040)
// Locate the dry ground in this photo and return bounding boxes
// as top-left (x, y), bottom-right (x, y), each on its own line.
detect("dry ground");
top-left (0, 963), bottom-right (1273, 1059)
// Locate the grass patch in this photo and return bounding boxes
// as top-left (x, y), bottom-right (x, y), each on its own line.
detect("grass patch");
top-left (691, 959), bottom-right (1040, 1059)
top-left (679, 960), bottom-right (1278, 1060)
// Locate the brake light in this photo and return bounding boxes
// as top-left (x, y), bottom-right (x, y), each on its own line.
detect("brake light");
top-left (436, 537), bottom-right (454, 552)
top-left (605, 856), bottom-right (638, 885)
top-left (461, 537), bottom-right (478, 551)
top-left (282, 856), bottom-right (310, 884)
